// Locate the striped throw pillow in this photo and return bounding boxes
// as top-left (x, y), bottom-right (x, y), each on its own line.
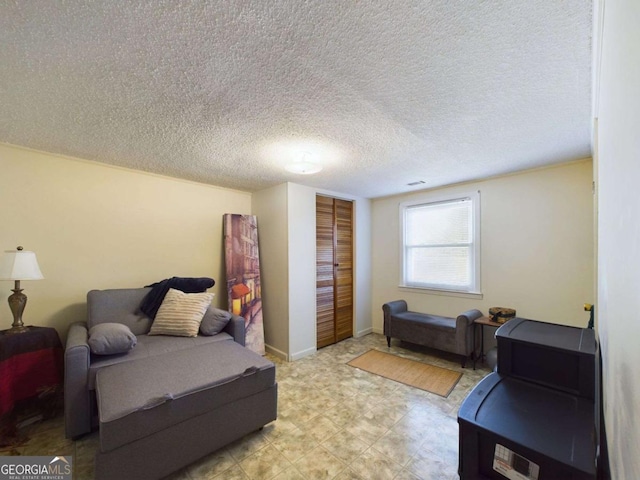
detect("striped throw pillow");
top-left (148, 288), bottom-right (214, 337)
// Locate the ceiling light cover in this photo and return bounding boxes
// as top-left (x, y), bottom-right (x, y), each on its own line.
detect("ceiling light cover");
top-left (285, 161), bottom-right (323, 175)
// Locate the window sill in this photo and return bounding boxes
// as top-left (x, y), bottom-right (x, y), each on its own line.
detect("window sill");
top-left (398, 285), bottom-right (483, 300)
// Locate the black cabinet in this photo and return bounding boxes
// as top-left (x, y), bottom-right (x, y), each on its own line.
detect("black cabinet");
top-left (458, 319), bottom-right (598, 480)
top-left (496, 318), bottom-right (596, 399)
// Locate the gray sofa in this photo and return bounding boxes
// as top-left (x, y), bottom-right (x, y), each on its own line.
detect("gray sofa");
top-left (382, 300), bottom-right (482, 367)
top-left (64, 287), bottom-right (277, 479)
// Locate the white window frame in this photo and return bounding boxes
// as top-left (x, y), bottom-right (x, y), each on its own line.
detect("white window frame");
top-left (399, 190), bottom-right (481, 296)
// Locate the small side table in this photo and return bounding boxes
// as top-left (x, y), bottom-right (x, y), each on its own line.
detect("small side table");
top-left (0, 326), bottom-right (63, 420)
top-left (473, 316), bottom-right (503, 369)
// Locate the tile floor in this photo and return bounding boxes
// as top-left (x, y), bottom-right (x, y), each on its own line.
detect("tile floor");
top-left (3, 333), bottom-right (491, 479)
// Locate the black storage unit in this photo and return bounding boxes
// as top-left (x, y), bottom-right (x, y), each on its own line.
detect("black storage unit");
top-left (496, 318), bottom-right (596, 399)
top-left (458, 318), bottom-right (598, 480)
top-left (458, 373), bottom-right (597, 479)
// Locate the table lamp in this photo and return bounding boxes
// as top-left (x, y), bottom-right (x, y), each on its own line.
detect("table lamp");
top-left (0, 246), bottom-right (44, 334)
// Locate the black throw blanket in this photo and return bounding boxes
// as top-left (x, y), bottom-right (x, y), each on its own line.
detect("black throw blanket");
top-left (140, 276), bottom-right (215, 319)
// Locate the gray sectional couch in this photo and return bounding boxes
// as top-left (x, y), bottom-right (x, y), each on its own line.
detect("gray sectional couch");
top-left (64, 287), bottom-right (277, 479)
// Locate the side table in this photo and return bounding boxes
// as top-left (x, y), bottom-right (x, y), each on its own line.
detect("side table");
top-left (473, 316), bottom-right (503, 369)
top-left (0, 326), bottom-right (64, 429)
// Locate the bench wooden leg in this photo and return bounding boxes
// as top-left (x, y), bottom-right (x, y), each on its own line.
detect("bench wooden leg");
top-left (461, 355), bottom-right (467, 368)
top-left (386, 336), bottom-right (391, 348)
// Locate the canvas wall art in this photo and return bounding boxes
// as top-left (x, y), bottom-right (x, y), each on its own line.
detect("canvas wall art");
top-left (223, 214), bottom-right (265, 355)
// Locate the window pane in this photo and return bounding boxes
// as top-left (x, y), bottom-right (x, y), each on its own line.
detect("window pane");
top-left (406, 246), bottom-right (470, 287)
top-left (401, 192), bottom-right (480, 293)
top-left (406, 201), bottom-right (470, 246)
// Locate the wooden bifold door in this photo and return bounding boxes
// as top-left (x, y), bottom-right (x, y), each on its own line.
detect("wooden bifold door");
top-left (316, 195), bottom-right (353, 348)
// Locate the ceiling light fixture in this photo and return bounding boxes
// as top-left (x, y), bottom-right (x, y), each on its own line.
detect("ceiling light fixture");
top-left (285, 152), bottom-right (322, 175)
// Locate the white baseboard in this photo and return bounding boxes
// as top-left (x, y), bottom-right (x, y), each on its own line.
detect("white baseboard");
top-left (265, 344), bottom-right (317, 362)
top-left (355, 327), bottom-right (373, 337)
top-left (290, 346), bottom-right (317, 361)
top-left (372, 326), bottom-right (384, 335)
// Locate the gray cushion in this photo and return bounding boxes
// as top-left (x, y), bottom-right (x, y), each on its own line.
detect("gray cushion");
top-left (96, 341), bottom-right (276, 452)
top-left (200, 307), bottom-right (232, 336)
top-left (393, 311), bottom-right (455, 332)
top-left (88, 333), bottom-right (233, 390)
top-left (88, 323), bottom-right (137, 355)
top-left (87, 288), bottom-right (152, 335)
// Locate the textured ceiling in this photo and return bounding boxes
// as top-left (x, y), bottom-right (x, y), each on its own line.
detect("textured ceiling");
top-left (0, 1), bottom-right (593, 199)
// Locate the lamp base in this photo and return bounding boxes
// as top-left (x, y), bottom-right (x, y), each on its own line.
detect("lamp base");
top-left (5, 325), bottom-right (30, 335)
top-left (6, 283), bottom-right (29, 334)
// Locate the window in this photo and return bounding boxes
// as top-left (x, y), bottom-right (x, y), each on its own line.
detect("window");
top-left (400, 191), bottom-right (480, 294)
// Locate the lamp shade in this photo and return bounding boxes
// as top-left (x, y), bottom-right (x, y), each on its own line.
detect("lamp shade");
top-left (0, 247), bottom-right (44, 280)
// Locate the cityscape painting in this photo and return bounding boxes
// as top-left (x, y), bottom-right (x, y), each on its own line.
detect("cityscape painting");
top-left (223, 214), bottom-right (265, 355)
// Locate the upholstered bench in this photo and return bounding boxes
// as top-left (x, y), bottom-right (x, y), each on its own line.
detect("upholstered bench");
top-left (94, 341), bottom-right (277, 480)
top-left (383, 300), bottom-right (482, 367)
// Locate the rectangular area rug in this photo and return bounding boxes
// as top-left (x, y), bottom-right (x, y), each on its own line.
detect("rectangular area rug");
top-left (347, 349), bottom-right (462, 397)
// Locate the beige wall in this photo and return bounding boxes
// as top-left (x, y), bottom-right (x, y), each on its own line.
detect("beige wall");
top-left (0, 143), bottom-right (251, 339)
top-left (286, 183), bottom-right (319, 360)
top-left (251, 183), bottom-right (290, 358)
top-left (371, 160), bottom-right (594, 335)
top-left (594, 0), bottom-right (640, 477)
top-left (352, 193), bottom-right (373, 338)
top-left (254, 182), bottom-right (372, 361)
top-left (287, 185), bottom-right (373, 360)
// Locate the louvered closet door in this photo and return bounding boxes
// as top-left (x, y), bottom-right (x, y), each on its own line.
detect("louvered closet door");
top-left (316, 196), bottom-right (336, 348)
top-left (334, 199), bottom-right (353, 342)
top-left (316, 195), bottom-right (353, 348)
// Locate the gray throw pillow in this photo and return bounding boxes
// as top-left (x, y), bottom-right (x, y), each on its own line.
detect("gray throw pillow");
top-left (199, 307), bottom-right (232, 336)
top-left (88, 323), bottom-right (137, 355)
